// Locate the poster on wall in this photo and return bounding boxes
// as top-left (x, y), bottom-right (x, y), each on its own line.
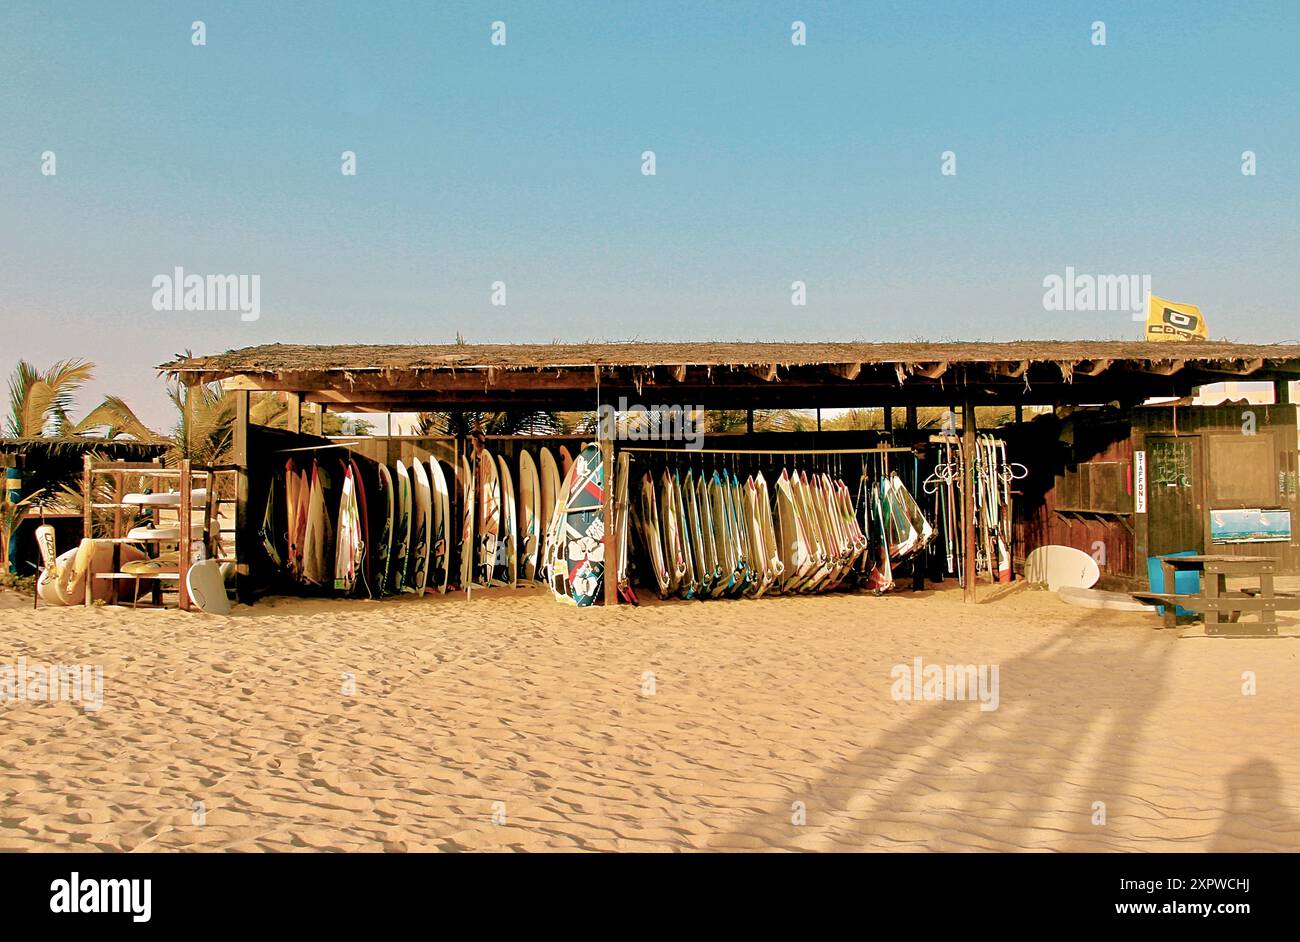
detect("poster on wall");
top-left (1133, 451), bottom-right (1147, 513)
top-left (1210, 509), bottom-right (1292, 544)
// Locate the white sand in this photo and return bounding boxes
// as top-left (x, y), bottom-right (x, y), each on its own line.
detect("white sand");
top-left (1, 584), bottom-right (1297, 851)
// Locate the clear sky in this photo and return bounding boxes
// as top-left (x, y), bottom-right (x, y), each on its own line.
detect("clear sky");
top-left (2, 1), bottom-right (1297, 429)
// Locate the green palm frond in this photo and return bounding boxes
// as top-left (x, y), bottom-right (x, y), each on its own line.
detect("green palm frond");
top-left (71, 396), bottom-right (164, 442)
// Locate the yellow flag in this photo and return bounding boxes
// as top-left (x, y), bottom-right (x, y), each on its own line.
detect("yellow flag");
top-left (1146, 294), bottom-right (1208, 341)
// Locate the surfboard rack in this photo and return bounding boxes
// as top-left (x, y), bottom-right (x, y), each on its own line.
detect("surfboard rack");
top-left (76, 457), bottom-right (240, 612)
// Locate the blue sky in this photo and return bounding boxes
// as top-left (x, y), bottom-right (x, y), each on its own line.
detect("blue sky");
top-left (2, 1), bottom-right (1297, 428)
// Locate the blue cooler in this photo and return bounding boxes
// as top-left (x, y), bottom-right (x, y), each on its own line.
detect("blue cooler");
top-left (1146, 551), bottom-right (1200, 617)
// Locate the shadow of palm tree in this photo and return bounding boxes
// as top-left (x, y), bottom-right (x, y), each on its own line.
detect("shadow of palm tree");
top-left (720, 609), bottom-right (1182, 851)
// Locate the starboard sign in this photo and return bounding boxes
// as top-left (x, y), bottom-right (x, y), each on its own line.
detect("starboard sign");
top-left (1134, 451), bottom-right (1147, 513)
top-left (1146, 294), bottom-right (1207, 341)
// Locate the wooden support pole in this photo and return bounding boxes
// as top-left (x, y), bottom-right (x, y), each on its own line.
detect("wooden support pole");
top-left (601, 436), bottom-right (617, 607)
top-left (233, 389), bottom-right (252, 604)
top-left (962, 396), bottom-right (977, 603)
top-left (1275, 380), bottom-right (1291, 404)
top-left (82, 455), bottom-right (93, 607)
top-left (285, 391), bottom-right (302, 433)
top-left (746, 409), bottom-right (754, 434)
top-left (883, 407), bottom-right (894, 435)
top-left (905, 405), bottom-right (917, 430)
top-left (1015, 404), bottom-right (1023, 424)
top-left (178, 458), bottom-right (192, 612)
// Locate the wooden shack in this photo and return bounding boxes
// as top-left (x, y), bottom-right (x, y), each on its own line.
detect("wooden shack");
top-left (160, 340), bottom-right (1300, 604)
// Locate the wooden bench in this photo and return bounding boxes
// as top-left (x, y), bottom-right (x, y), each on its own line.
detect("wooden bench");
top-left (1133, 554), bottom-right (1300, 637)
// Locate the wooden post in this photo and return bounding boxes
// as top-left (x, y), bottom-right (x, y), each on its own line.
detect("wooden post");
top-left (883, 407), bottom-right (893, 436)
top-left (962, 396), bottom-right (977, 603)
top-left (82, 455), bottom-right (93, 606)
top-left (1274, 380), bottom-right (1291, 404)
top-left (601, 437), bottom-right (617, 607)
top-left (746, 409), bottom-right (754, 434)
top-left (109, 471), bottom-right (124, 606)
top-left (233, 389), bottom-right (252, 604)
top-left (1015, 404), bottom-right (1024, 424)
top-left (178, 458), bottom-right (192, 611)
top-left (905, 405), bottom-right (918, 431)
top-left (285, 391), bottom-right (302, 433)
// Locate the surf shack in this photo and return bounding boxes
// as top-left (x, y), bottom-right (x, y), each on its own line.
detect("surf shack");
top-left (158, 341), bottom-right (1300, 606)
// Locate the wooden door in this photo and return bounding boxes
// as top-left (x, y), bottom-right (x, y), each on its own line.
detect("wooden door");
top-left (1146, 435), bottom-right (1203, 556)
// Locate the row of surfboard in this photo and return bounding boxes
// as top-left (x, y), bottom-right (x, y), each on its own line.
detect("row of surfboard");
top-left (627, 465), bottom-right (937, 600)
top-left (276, 442), bottom-right (611, 606)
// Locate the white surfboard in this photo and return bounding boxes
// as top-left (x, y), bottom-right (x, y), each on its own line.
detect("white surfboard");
top-left (375, 462), bottom-right (395, 594)
top-left (1024, 544), bottom-right (1101, 591)
top-left (518, 450), bottom-right (541, 582)
top-left (538, 448), bottom-right (561, 583)
top-left (477, 450), bottom-right (501, 586)
top-left (409, 457), bottom-right (432, 594)
top-left (124, 488), bottom-right (208, 507)
top-left (126, 524), bottom-right (206, 542)
top-left (459, 456), bottom-right (475, 592)
top-left (392, 461), bottom-right (412, 592)
top-left (496, 454), bottom-right (518, 588)
top-left (333, 464), bottom-right (362, 594)
top-left (428, 458), bottom-right (451, 594)
top-left (1057, 585), bottom-right (1155, 612)
top-left (187, 558), bottom-right (232, 614)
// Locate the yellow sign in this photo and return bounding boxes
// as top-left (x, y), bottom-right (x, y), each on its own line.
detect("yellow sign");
top-left (1146, 294), bottom-right (1208, 341)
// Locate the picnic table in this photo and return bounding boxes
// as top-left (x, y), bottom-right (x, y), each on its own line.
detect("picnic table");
top-left (1133, 554), bottom-right (1299, 636)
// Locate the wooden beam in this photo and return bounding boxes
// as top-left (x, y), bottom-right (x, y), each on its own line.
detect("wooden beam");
top-left (284, 391), bottom-right (302, 433)
top-left (1275, 380), bottom-right (1292, 404)
top-left (600, 436), bottom-right (616, 607)
top-left (748, 363), bottom-right (778, 382)
top-left (1075, 359), bottom-right (1112, 377)
top-left (829, 362), bottom-right (861, 381)
top-left (912, 361), bottom-right (949, 379)
top-left (993, 361), bottom-right (1030, 379)
top-left (962, 396), bottom-right (977, 604)
top-left (233, 389), bottom-right (252, 605)
top-left (1140, 359), bottom-right (1186, 376)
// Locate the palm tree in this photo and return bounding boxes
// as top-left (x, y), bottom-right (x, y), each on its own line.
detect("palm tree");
top-left (417, 410), bottom-right (570, 437)
top-left (6, 358), bottom-right (97, 437)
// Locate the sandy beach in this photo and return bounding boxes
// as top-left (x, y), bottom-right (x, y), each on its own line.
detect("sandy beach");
top-left (1, 585), bottom-right (1297, 852)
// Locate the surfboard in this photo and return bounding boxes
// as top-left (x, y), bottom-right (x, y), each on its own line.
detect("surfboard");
top-left (374, 462), bottom-right (395, 594)
top-left (476, 449), bottom-right (501, 587)
top-left (124, 489), bottom-right (208, 507)
top-left (459, 456), bottom-right (475, 591)
top-left (122, 552), bottom-right (180, 576)
top-left (495, 454), bottom-right (518, 588)
top-left (428, 457), bottom-right (451, 594)
top-left (408, 457), bottom-right (432, 594)
top-left (636, 470), bottom-right (669, 599)
top-left (187, 558), bottom-right (232, 614)
top-left (518, 450), bottom-right (541, 582)
top-left (349, 458), bottom-right (371, 596)
top-left (391, 461), bottom-right (412, 593)
top-left (695, 472), bottom-right (722, 595)
top-left (302, 462), bottom-right (330, 586)
top-left (1058, 585), bottom-right (1155, 612)
top-left (126, 524), bottom-right (206, 542)
top-left (538, 448), bottom-right (561, 583)
top-left (555, 443), bottom-right (605, 606)
top-left (1025, 545), bottom-right (1100, 591)
top-left (615, 452), bottom-right (636, 604)
top-left (36, 537), bottom-right (146, 605)
top-left (558, 445), bottom-right (574, 481)
top-left (333, 463), bottom-right (362, 594)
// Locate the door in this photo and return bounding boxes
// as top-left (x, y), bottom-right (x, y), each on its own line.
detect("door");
top-left (1145, 435), bottom-right (1203, 556)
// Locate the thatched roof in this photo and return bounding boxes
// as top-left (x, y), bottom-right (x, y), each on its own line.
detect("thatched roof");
top-left (159, 340), bottom-right (1300, 410)
top-left (0, 437), bottom-right (168, 461)
top-left (162, 340), bottom-right (1300, 374)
